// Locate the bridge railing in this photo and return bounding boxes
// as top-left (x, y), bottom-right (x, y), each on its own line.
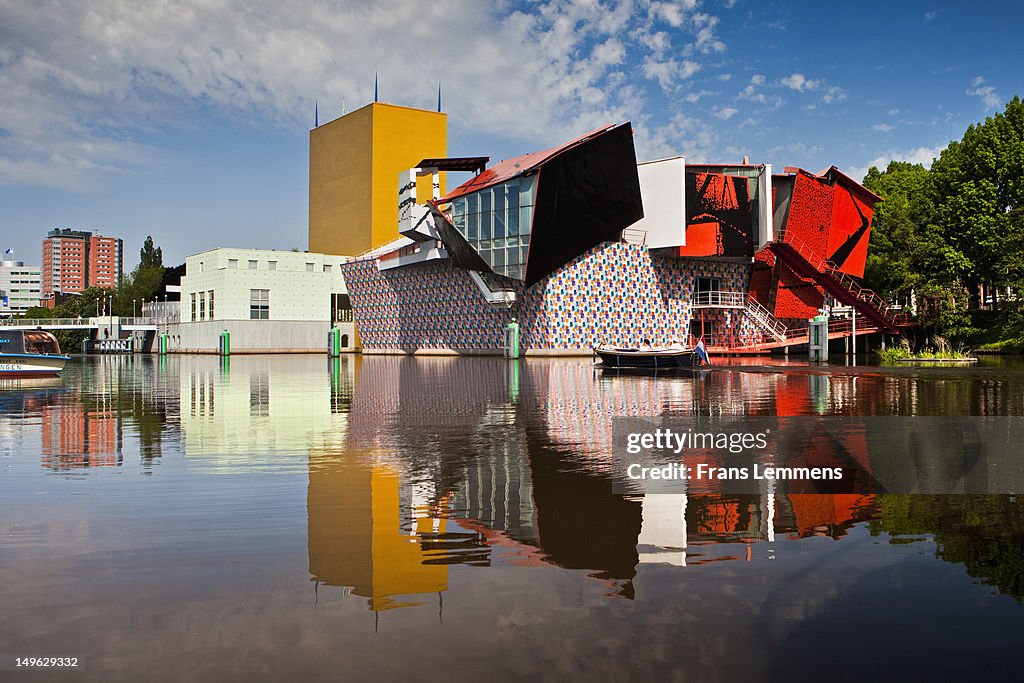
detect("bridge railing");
top-left (0, 318), bottom-right (91, 327)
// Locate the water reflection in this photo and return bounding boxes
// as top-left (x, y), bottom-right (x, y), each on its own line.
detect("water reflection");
top-left (2, 356), bottom-right (1024, 643)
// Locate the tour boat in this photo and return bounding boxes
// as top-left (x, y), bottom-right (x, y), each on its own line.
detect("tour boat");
top-left (0, 330), bottom-right (70, 378)
top-left (594, 340), bottom-right (711, 370)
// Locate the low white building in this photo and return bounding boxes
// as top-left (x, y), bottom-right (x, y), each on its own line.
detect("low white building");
top-left (0, 260), bottom-right (42, 317)
top-left (167, 247), bottom-right (356, 354)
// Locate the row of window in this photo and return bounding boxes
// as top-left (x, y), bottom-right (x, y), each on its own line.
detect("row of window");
top-left (223, 259), bottom-right (336, 273)
top-left (191, 290), bottom-right (216, 321)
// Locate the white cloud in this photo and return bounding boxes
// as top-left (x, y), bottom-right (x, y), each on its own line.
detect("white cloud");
top-left (780, 73), bottom-right (820, 91)
top-left (0, 0), bottom-right (726, 190)
top-left (872, 123), bottom-right (895, 132)
top-left (966, 76), bottom-right (1001, 108)
top-left (846, 145), bottom-right (944, 183)
top-left (633, 110), bottom-right (717, 163)
top-left (684, 89), bottom-right (714, 102)
top-left (714, 106), bottom-right (738, 120)
top-left (643, 56), bottom-right (701, 91)
top-left (692, 13), bottom-right (726, 53)
top-left (925, 10), bottom-right (937, 21)
top-left (750, 74), bottom-right (766, 86)
top-left (822, 85), bottom-right (847, 104)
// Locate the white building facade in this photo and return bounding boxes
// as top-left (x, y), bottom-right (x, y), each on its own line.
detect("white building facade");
top-left (0, 260), bottom-right (42, 317)
top-left (168, 248), bottom-right (356, 354)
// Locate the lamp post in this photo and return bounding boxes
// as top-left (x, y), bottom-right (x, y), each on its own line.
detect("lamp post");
top-left (133, 298), bottom-right (137, 318)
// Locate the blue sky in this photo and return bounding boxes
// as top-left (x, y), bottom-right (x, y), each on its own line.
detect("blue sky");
top-left (0, 0), bottom-right (1019, 268)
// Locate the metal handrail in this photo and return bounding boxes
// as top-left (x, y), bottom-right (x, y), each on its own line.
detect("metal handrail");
top-left (0, 317), bottom-right (89, 327)
top-left (621, 228), bottom-right (648, 245)
top-left (774, 235), bottom-right (911, 326)
top-left (693, 290), bottom-right (745, 307)
top-left (744, 295), bottom-right (788, 341)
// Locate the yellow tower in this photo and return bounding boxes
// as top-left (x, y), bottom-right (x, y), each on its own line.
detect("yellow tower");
top-left (309, 102), bottom-right (447, 256)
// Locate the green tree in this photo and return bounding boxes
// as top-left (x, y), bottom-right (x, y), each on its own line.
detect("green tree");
top-left (139, 235), bottom-right (163, 270)
top-left (931, 96), bottom-right (1024, 310)
top-left (862, 161), bottom-right (938, 300)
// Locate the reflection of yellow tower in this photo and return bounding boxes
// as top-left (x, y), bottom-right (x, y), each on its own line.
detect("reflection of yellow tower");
top-left (308, 102), bottom-right (447, 257)
top-left (308, 452), bottom-right (448, 611)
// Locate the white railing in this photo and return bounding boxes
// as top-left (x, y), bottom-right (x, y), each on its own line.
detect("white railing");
top-left (0, 317), bottom-right (92, 327)
top-left (744, 295), bottom-right (788, 342)
top-left (692, 291), bottom-right (745, 308)
top-left (621, 228), bottom-right (648, 245)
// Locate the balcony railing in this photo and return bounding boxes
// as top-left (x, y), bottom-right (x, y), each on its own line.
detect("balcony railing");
top-left (692, 290), bottom-right (745, 308)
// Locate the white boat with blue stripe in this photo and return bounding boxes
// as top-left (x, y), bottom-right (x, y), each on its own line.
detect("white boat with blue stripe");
top-left (0, 330), bottom-right (70, 378)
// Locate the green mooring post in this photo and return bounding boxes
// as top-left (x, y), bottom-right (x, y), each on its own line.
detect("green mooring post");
top-left (328, 327), bottom-right (340, 357)
top-left (158, 333), bottom-right (168, 356)
top-left (808, 310), bottom-right (829, 362)
top-left (219, 330), bottom-right (230, 357)
top-left (504, 319), bottom-right (520, 359)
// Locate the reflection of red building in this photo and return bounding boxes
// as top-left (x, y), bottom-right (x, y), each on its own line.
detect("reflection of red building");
top-left (41, 400), bottom-right (122, 469)
top-left (787, 494), bottom-right (877, 539)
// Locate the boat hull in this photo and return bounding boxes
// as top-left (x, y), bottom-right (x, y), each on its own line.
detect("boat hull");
top-left (595, 348), bottom-right (702, 369)
top-left (0, 354), bottom-right (69, 378)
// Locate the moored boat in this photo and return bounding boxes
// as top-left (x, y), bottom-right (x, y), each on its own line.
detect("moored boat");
top-left (0, 330), bottom-right (70, 378)
top-left (594, 341), bottom-right (711, 370)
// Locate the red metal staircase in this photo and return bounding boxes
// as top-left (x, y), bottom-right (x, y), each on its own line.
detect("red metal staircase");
top-left (765, 236), bottom-right (910, 335)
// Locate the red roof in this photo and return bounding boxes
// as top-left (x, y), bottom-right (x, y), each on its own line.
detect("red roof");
top-left (438, 123), bottom-right (618, 203)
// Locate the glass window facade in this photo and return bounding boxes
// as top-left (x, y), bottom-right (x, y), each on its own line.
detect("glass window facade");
top-left (449, 175), bottom-right (537, 280)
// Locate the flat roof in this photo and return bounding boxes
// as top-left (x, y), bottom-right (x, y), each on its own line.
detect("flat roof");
top-left (417, 157), bottom-right (489, 173)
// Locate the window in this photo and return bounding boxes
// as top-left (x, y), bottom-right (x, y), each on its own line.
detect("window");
top-left (323, 264), bottom-right (332, 273)
top-left (695, 277), bottom-right (721, 293)
top-left (228, 259), bottom-right (238, 269)
top-left (208, 290), bottom-right (214, 320)
top-left (250, 289), bottom-right (269, 319)
top-left (306, 262), bottom-right (314, 272)
top-left (191, 293), bottom-right (197, 321)
top-left (268, 261), bottom-right (277, 271)
top-left (198, 292), bottom-right (206, 320)
top-left (248, 260), bottom-right (258, 270)
top-left (331, 293), bottom-right (353, 323)
top-left (449, 175), bottom-right (537, 280)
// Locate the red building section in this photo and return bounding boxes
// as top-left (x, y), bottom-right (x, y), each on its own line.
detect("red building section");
top-left (756, 167), bottom-right (882, 322)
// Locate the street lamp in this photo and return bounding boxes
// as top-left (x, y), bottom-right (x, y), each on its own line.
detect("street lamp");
top-left (133, 298), bottom-right (137, 318)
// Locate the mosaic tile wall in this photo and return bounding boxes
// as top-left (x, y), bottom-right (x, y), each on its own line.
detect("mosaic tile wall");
top-left (341, 242), bottom-right (763, 352)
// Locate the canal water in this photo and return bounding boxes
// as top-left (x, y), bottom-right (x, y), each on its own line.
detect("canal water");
top-left (1, 354), bottom-right (1023, 681)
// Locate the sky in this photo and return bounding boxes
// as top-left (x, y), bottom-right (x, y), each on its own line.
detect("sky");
top-left (0, 0), bottom-right (1020, 269)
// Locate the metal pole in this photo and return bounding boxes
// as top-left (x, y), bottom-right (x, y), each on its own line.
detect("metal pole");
top-left (852, 315), bottom-right (856, 356)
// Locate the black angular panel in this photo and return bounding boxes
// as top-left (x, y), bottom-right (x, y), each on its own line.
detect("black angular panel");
top-left (427, 204), bottom-right (494, 274)
top-left (524, 123), bottom-right (644, 287)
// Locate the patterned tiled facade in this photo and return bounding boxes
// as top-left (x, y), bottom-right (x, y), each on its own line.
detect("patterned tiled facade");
top-left (341, 242), bottom-right (763, 353)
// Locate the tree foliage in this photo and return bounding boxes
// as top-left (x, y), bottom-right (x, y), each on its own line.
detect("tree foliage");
top-left (862, 96), bottom-right (1024, 342)
top-left (139, 235), bottom-right (163, 270)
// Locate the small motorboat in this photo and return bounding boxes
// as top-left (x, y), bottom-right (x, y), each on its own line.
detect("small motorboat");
top-left (0, 329), bottom-right (70, 378)
top-left (594, 340), bottom-right (711, 370)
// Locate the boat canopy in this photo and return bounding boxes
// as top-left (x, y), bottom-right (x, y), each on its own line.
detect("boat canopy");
top-left (0, 330), bottom-right (62, 355)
